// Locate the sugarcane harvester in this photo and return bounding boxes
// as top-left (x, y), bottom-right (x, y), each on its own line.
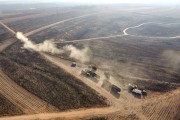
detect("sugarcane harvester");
top-left (81, 65), bottom-right (100, 79)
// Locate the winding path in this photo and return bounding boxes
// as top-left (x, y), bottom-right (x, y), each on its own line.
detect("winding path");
top-left (0, 10), bottom-right (180, 120)
top-left (123, 22), bottom-right (152, 35)
top-left (123, 22), bottom-right (180, 39)
top-left (53, 22), bottom-right (180, 44)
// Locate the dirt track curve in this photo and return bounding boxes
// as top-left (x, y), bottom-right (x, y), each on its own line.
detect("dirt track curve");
top-left (0, 10), bottom-right (180, 120)
top-left (123, 22), bottom-right (180, 39)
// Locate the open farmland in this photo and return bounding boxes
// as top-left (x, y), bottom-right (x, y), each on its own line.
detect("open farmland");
top-left (0, 3), bottom-right (179, 120)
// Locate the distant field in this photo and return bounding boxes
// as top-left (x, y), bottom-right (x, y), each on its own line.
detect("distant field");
top-left (0, 5), bottom-right (180, 120)
top-left (128, 23), bottom-right (180, 37)
top-left (24, 8), bottom-right (180, 92)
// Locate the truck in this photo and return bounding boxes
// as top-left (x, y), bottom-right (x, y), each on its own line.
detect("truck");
top-left (128, 83), bottom-right (147, 97)
top-left (111, 85), bottom-right (121, 93)
top-left (81, 69), bottom-right (100, 79)
top-left (71, 62), bottom-right (77, 67)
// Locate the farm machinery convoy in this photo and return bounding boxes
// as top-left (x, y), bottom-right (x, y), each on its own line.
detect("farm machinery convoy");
top-left (81, 65), bottom-right (100, 79)
top-left (72, 63), bottom-right (147, 98)
top-left (128, 84), bottom-right (147, 98)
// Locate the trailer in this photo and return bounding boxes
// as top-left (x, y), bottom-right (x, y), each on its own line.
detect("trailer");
top-left (71, 62), bottom-right (77, 67)
top-left (132, 89), bottom-right (142, 95)
top-left (104, 72), bottom-right (110, 80)
top-left (81, 69), bottom-right (100, 79)
top-left (128, 83), bottom-right (147, 97)
top-left (111, 85), bottom-right (121, 93)
top-left (128, 84), bottom-right (137, 92)
top-left (88, 65), bottom-right (97, 72)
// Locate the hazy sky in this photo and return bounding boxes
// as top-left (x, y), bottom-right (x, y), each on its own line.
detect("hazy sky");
top-left (0, 0), bottom-right (180, 5)
top-left (60, 0), bottom-right (180, 4)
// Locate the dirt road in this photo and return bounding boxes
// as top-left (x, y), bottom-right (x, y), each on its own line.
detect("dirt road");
top-left (0, 70), bottom-right (58, 114)
top-left (0, 22), bottom-right (17, 52)
top-left (42, 54), bottom-right (123, 107)
top-left (0, 9), bottom-right (179, 120)
top-left (0, 54), bottom-right (136, 120)
top-left (56, 34), bottom-right (125, 43)
top-left (123, 22), bottom-right (152, 35)
top-left (0, 39), bottom-right (16, 52)
top-left (58, 22), bottom-right (180, 44)
top-left (123, 22), bottom-right (180, 39)
top-left (50, 22), bottom-right (180, 44)
top-left (1, 85), bottom-right (179, 120)
top-left (40, 54), bottom-right (149, 119)
top-left (0, 21), bottom-right (16, 34)
top-left (25, 13), bottom-right (98, 37)
top-left (0, 107), bottom-right (117, 120)
top-left (4, 53), bottom-right (179, 120)
top-left (0, 11), bottom-right (63, 52)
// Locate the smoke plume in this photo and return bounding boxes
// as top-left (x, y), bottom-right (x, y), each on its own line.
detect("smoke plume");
top-left (162, 50), bottom-right (180, 70)
top-left (16, 32), bottom-right (63, 54)
top-left (64, 45), bottom-right (91, 63)
top-left (16, 32), bottom-right (91, 63)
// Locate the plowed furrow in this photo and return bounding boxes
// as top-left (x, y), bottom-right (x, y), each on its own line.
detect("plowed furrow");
top-left (0, 70), bottom-right (58, 114)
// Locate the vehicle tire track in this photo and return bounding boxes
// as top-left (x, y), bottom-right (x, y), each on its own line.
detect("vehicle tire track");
top-left (142, 89), bottom-right (180, 120)
top-left (0, 39), bottom-right (16, 52)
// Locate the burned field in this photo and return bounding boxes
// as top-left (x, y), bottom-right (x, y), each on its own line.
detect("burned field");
top-left (0, 26), bottom-right (13, 42)
top-left (0, 41), bottom-right (108, 111)
top-left (28, 10), bottom-right (180, 92)
top-left (0, 5), bottom-right (180, 120)
top-left (29, 12), bottom-right (150, 42)
top-left (0, 94), bottom-right (23, 116)
top-left (127, 23), bottom-right (180, 37)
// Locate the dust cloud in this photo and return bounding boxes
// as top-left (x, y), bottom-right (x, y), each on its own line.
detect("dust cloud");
top-left (94, 58), bottom-right (144, 78)
top-left (162, 50), bottom-right (180, 70)
top-left (16, 32), bottom-right (91, 63)
top-left (63, 45), bottom-right (91, 63)
top-left (16, 32), bottom-right (63, 54)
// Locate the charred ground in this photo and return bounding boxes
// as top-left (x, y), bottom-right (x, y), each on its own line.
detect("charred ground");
top-left (0, 5), bottom-right (179, 120)
top-left (0, 41), bottom-right (108, 111)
